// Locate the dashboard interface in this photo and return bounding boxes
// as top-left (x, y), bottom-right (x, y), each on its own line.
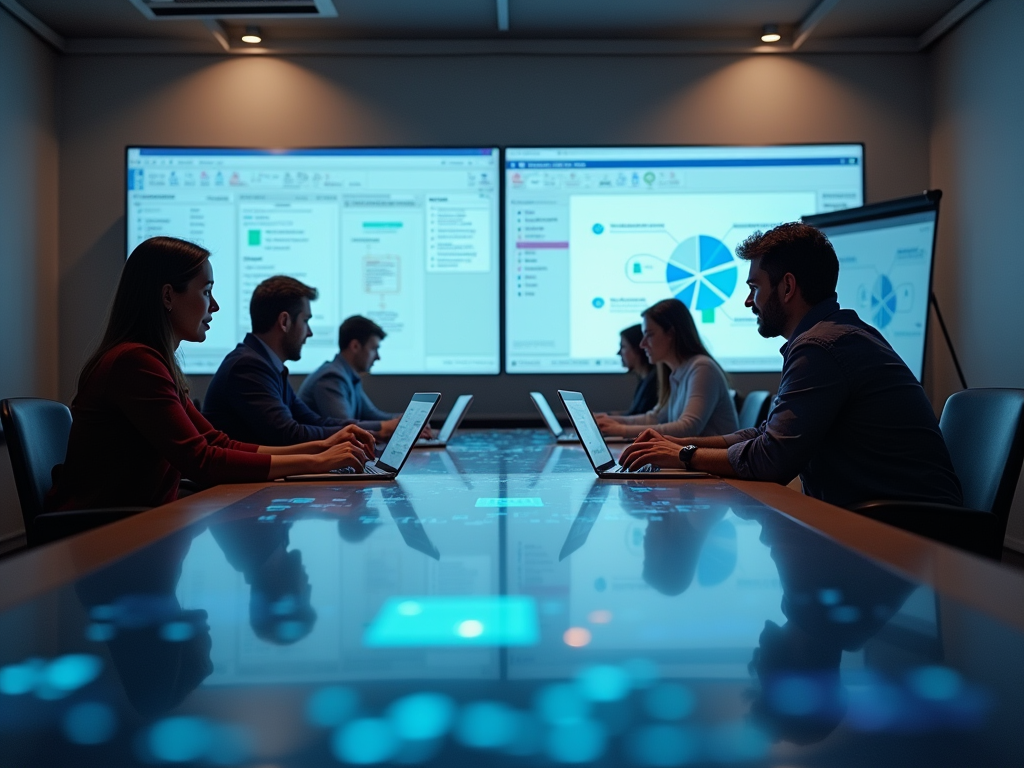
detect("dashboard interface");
top-left (127, 148), bottom-right (501, 375)
top-left (504, 145), bottom-right (864, 373)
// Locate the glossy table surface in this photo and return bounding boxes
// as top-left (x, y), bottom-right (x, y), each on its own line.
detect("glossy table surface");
top-left (1, 430), bottom-right (1022, 767)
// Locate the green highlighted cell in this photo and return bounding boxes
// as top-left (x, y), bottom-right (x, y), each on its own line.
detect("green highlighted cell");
top-left (364, 596), bottom-right (539, 647)
top-left (363, 222), bottom-right (404, 229)
top-left (476, 497), bottom-right (543, 507)
top-left (702, 308), bottom-right (715, 323)
top-left (247, 229), bottom-right (261, 246)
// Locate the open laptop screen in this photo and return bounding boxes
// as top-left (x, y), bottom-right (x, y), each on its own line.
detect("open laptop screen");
top-left (437, 395), bottom-right (473, 442)
top-left (530, 392), bottom-right (563, 434)
top-left (378, 394), bottom-right (440, 471)
top-left (558, 391), bottom-right (614, 469)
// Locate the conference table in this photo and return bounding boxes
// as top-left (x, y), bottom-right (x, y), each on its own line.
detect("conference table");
top-left (1, 430), bottom-right (1022, 767)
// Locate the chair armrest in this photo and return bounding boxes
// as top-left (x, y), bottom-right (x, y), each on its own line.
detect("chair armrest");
top-left (848, 500), bottom-right (1001, 559)
top-left (31, 507), bottom-right (152, 546)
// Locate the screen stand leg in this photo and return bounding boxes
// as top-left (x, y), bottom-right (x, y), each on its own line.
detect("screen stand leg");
top-left (929, 292), bottom-right (968, 390)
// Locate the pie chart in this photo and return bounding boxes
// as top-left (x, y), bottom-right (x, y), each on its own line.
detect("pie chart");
top-left (665, 235), bottom-right (738, 311)
top-left (871, 274), bottom-right (897, 328)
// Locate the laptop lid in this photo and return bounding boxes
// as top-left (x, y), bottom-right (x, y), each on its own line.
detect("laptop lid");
top-left (436, 394), bottom-right (473, 443)
top-left (530, 391), bottom-right (564, 436)
top-left (556, 391), bottom-right (617, 473)
top-left (376, 393), bottom-right (441, 474)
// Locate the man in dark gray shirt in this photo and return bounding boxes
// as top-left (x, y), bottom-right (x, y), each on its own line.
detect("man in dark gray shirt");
top-left (620, 223), bottom-right (962, 511)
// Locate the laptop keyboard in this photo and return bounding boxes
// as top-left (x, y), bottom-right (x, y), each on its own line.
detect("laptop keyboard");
top-left (329, 463), bottom-right (388, 475)
top-left (610, 463), bottom-right (660, 474)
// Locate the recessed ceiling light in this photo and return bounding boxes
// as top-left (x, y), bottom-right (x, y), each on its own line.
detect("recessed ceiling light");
top-left (241, 26), bottom-right (262, 45)
top-left (761, 24), bottom-right (781, 44)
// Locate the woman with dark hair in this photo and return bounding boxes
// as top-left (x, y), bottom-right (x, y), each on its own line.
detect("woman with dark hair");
top-left (595, 298), bottom-right (738, 439)
top-left (47, 237), bottom-right (373, 512)
top-left (619, 324), bottom-right (658, 416)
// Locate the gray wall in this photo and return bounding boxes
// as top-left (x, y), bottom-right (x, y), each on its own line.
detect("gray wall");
top-left (55, 52), bottom-right (932, 416)
top-left (0, 10), bottom-right (59, 541)
top-left (927, 0), bottom-right (1024, 549)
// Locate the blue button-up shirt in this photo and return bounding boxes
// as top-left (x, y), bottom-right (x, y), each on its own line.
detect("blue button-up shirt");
top-left (297, 354), bottom-right (395, 428)
top-left (725, 296), bottom-right (962, 510)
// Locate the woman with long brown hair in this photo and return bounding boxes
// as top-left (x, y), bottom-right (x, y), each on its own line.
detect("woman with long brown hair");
top-left (595, 298), bottom-right (738, 439)
top-left (47, 237), bottom-right (372, 512)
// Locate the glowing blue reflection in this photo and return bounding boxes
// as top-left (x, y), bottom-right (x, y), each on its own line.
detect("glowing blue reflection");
top-left (45, 654), bottom-right (103, 692)
top-left (333, 718), bottom-right (398, 764)
top-left (627, 724), bottom-right (697, 766)
top-left (149, 717), bottom-right (214, 762)
top-left (387, 692), bottom-right (455, 741)
top-left (306, 686), bottom-right (359, 728)
top-left (623, 658), bottom-right (660, 689)
top-left (62, 702), bottom-right (117, 745)
top-left (160, 621), bottom-right (195, 642)
top-left (535, 683), bottom-right (589, 724)
top-left (577, 665), bottom-right (630, 702)
top-left (546, 719), bottom-right (607, 763)
top-left (908, 666), bottom-right (962, 701)
top-left (85, 623), bottom-right (116, 642)
top-left (829, 605), bottom-right (861, 623)
top-left (0, 658), bottom-right (43, 695)
top-left (455, 701), bottom-right (518, 749)
top-left (206, 724), bottom-right (250, 765)
top-left (643, 683), bottom-right (695, 721)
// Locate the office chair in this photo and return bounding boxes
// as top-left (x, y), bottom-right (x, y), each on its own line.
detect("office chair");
top-left (738, 390), bottom-right (771, 430)
top-left (1, 398), bottom-right (149, 547)
top-left (849, 389), bottom-right (1024, 560)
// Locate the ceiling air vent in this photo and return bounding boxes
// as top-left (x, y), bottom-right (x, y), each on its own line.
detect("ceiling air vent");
top-left (130, 0), bottom-right (337, 19)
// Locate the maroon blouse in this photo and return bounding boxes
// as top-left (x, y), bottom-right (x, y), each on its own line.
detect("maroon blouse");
top-left (47, 343), bottom-right (272, 511)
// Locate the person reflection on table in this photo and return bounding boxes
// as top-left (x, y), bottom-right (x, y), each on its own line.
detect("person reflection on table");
top-left (76, 527), bottom-right (212, 717)
top-left (336, 491), bottom-right (383, 544)
top-left (742, 508), bottom-right (917, 744)
top-left (619, 485), bottom-right (729, 596)
top-left (210, 517), bottom-right (317, 645)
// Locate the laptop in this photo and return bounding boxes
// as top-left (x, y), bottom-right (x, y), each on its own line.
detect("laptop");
top-left (556, 390), bottom-right (710, 479)
top-left (530, 391), bottom-right (629, 444)
top-left (415, 394), bottom-right (473, 448)
top-left (285, 393), bottom-right (441, 481)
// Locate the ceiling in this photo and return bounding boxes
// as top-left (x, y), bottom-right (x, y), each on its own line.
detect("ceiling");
top-left (2, 0), bottom-right (988, 54)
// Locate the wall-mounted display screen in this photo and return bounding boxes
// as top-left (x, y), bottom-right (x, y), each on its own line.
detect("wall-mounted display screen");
top-left (504, 145), bottom-right (864, 373)
top-left (126, 147), bottom-right (501, 374)
top-left (804, 193), bottom-right (940, 381)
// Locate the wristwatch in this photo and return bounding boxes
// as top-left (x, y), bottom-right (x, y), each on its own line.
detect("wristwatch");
top-left (677, 444), bottom-right (698, 470)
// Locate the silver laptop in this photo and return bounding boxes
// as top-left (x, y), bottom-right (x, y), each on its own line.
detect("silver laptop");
top-left (530, 391), bottom-right (629, 444)
top-left (285, 393), bottom-right (441, 481)
top-left (415, 394), bottom-right (473, 448)
top-left (557, 390), bottom-right (710, 479)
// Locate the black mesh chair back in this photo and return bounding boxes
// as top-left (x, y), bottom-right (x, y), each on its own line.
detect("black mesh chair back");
top-left (0, 398), bottom-right (72, 529)
top-left (939, 388), bottom-right (1024, 524)
top-left (738, 390), bottom-right (771, 431)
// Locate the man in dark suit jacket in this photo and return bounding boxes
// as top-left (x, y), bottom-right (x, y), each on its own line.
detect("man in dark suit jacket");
top-left (204, 276), bottom-right (381, 446)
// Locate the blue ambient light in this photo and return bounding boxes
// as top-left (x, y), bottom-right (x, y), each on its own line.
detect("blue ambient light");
top-left (534, 683), bottom-right (590, 725)
top-left (44, 654), bottom-right (103, 693)
top-left (643, 682), bottom-right (695, 721)
top-left (62, 702), bottom-right (117, 745)
top-left (333, 718), bottom-right (398, 764)
top-left (577, 664), bottom-right (631, 702)
top-left (160, 621), bottom-right (195, 642)
top-left (455, 701), bottom-right (519, 749)
top-left (364, 596), bottom-right (539, 647)
top-left (627, 724), bottom-right (697, 766)
top-left (306, 686), bottom-right (359, 728)
top-left (907, 666), bottom-right (962, 701)
top-left (148, 717), bottom-right (214, 762)
top-left (387, 692), bottom-right (456, 741)
top-left (546, 719), bottom-right (607, 763)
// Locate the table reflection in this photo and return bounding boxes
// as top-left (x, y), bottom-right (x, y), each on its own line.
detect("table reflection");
top-left (1, 438), bottom-right (1021, 767)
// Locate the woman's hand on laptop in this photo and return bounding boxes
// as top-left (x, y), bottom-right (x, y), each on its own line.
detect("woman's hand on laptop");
top-left (318, 442), bottom-right (369, 473)
top-left (323, 425), bottom-right (376, 456)
top-left (631, 429), bottom-right (687, 446)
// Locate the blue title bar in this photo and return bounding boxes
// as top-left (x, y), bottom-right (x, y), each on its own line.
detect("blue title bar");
top-left (505, 158), bottom-right (859, 170)
top-left (136, 148), bottom-right (496, 157)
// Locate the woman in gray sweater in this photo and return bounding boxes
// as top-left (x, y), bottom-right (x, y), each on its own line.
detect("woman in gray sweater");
top-left (595, 299), bottom-right (739, 439)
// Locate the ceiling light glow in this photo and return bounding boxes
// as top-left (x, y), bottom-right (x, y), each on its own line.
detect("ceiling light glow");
top-left (761, 24), bottom-right (781, 44)
top-left (241, 26), bottom-right (262, 45)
